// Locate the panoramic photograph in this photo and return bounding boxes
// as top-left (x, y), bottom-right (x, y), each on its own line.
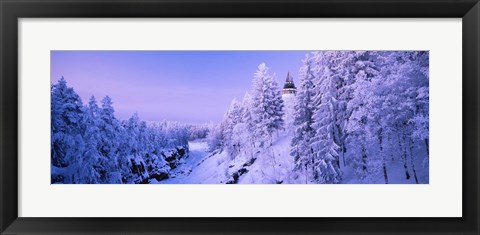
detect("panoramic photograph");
top-left (51, 50), bottom-right (429, 184)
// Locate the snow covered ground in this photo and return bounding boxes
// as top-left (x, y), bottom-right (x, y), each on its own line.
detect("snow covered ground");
top-left (156, 133), bottom-right (428, 184)
top-left (155, 141), bottom-right (214, 184)
top-left (157, 135), bottom-right (296, 184)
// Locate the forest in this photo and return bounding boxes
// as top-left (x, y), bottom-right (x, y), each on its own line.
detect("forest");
top-left (51, 51), bottom-right (429, 184)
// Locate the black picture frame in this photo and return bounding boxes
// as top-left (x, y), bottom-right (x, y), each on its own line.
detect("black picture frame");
top-left (1, 0), bottom-right (479, 234)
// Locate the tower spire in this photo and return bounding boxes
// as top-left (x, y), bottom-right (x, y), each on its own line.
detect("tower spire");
top-left (282, 72), bottom-right (297, 95)
top-left (286, 71), bottom-right (293, 83)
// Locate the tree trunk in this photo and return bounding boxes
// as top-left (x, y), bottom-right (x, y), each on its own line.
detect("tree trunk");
top-left (397, 129), bottom-right (410, 180)
top-left (361, 144), bottom-right (367, 175)
top-left (409, 137), bottom-right (419, 184)
top-left (271, 150), bottom-right (277, 181)
top-left (424, 138), bottom-right (429, 156)
top-left (331, 127), bottom-right (341, 170)
top-left (305, 164), bottom-right (308, 184)
top-left (336, 124), bottom-right (347, 167)
top-left (387, 134), bottom-right (394, 161)
top-left (382, 162), bottom-right (388, 184)
top-left (311, 148), bottom-right (316, 182)
top-left (378, 128), bottom-right (388, 184)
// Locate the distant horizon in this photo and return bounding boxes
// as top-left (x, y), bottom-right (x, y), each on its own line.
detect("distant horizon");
top-left (51, 51), bottom-right (307, 123)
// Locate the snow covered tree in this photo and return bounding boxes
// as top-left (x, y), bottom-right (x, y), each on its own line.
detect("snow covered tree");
top-left (120, 113), bottom-right (149, 183)
top-left (236, 91), bottom-right (258, 159)
top-left (51, 78), bottom-right (191, 184)
top-left (223, 98), bottom-right (243, 158)
top-left (290, 54), bottom-right (317, 183)
top-left (51, 77), bottom-right (85, 183)
top-left (329, 52), bottom-right (357, 167)
top-left (268, 73), bottom-right (286, 135)
top-left (94, 96), bottom-right (123, 183)
top-left (230, 123), bottom-right (251, 158)
top-left (250, 63), bottom-right (285, 147)
top-left (187, 123), bottom-right (210, 140)
top-left (75, 96), bottom-right (102, 183)
top-left (388, 51), bottom-right (429, 183)
top-left (310, 52), bottom-right (342, 184)
top-left (345, 51), bottom-right (387, 183)
top-left (343, 51), bottom-right (429, 184)
top-left (206, 122), bottom-right (225, 152)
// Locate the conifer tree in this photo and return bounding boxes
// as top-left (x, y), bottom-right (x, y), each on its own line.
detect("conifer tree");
top-left (250, 63), bottom-right (285, 147)
top-left (290, 54), bottom-right (317, 183)
top-left (310, 52), bottom-right (342, 183)
top-left (77, 96), bottom-right (102, 183)
top-left (51, 77), bottom-right (85, 183)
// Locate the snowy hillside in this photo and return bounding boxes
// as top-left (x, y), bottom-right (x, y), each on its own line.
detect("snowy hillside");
top-left (193, 52), bottom-right (429, 184)
top-left (156, 128), bottom-right (427, 184)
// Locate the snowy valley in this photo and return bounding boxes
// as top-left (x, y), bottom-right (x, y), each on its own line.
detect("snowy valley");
top-left (51, 50), bottom-right (429, 184)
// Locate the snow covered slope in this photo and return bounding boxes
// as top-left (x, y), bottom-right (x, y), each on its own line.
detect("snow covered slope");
top-left (157, 131), bottom-right (428, 184)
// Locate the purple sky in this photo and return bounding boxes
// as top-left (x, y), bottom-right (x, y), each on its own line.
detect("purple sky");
top-left (51, 51), bottom-right (307, 123)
